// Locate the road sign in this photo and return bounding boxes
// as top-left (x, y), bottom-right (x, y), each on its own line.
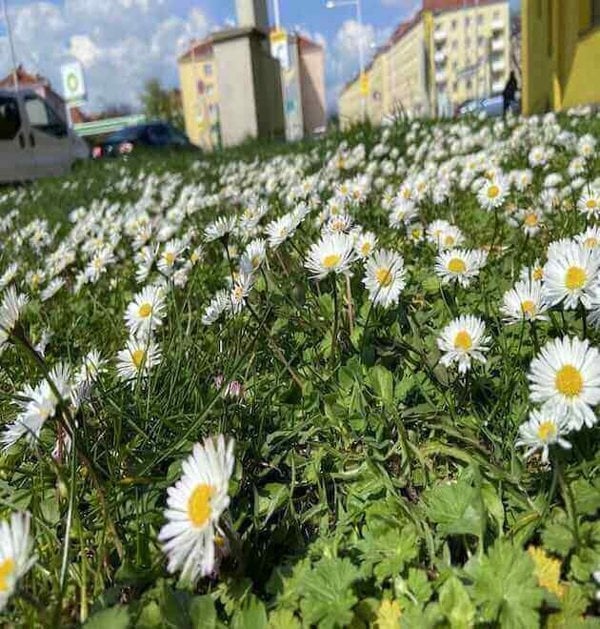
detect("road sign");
top-left (270, 28), bottom-right (290, 71)
top-left (61, 62), bottom-right (86, 103)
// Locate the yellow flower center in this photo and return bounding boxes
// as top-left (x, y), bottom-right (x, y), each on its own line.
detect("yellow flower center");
top-left (555, 364), bottom-right (583, 398)
top-left (0, 558), bottom-right (15, 593)
top-left (375, 267), bottom-right (393, 287)
top-left (536, 420), bottom-right (557, 442)
top-left (444, 235), bottom-right (455, 246)
top-left (565, 266), bottom-right (587, 290)
top-left (487, 185), bottom-right (500, 199)
top-left (188, 483), bottom-right (215, 527)
top-left (584, 237), bottom-right (598, 249)
top-left (447, 258), bottom-right (466, 274)
top-left (454, 330), bottom-right (473, 351)
top-left (360, 242), bottom-right (372, 256)
top-left (323, 254), bottom-right (341, 269)
top-left (524, 213), bottom-right (538, 227)
top-left (164, 252), bottom-right (175, 266)
top-left (533, 267), bottom-right (543, 281)
top-left (586, 199), bottom-right (597, 209)
top-left (131, 349), bottom-right (146, 369)
top-left (251, 255), bottom-right (261, 269)
top-left (138, 303), bottom-right (152, 318)
top-left (521, 300), bottom-right (536, 316)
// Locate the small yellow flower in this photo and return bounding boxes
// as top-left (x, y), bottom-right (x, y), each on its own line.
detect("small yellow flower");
top-left (528, 546), bottom-right (565, 598)
top-left (375, 599), bottom-right (402, 629)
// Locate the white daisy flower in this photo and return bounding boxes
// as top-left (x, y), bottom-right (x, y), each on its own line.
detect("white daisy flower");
top-left (389, 198), bottom-right (418, 228)
top-left (239, 239), bottom-right (266, 275)
top-left (362, 249), bottom-right (406, 308)
top-left (304, 233), bottom-right (356, 280)
top-left (477, 176), bottom-right (508, 211)
top-left (516, 406), bottom-right (572, 463)
top-left (202, 290), bottom-right (230, 326)
top-left (437, 315), bottom-right (490, 374)
top-left (204, 216), bottom-right (237, 243)
top-left (158, 239), bottom-right (187, 277)
top-left (228, 273), bottom-right (254, 315)
top-left (40, 278), bottom-right (65, 302)
top-left (577, 185), bottom-right (600, 219)
top-left (0, 512), bottom-right (36, 612)
top-left (528, 336), bottom-right (600, 430)
top-left (575, 226), bottom-right (600, 251)
top-left (124, 285), bottom-right (167, 336)
top-left (158, 435), bottom-right (235, 584)
top-left (0, 263), bottom-right (18, 290)
top-left (542, 241), bottom-right (600, 309)
top-left (435, 249), bottom-right (487, 288)
top-left (264, 213), bottom-right (298, 249)
top-left (0, 287), bottom-right (28, 355)
top-left (500, 279), bottom-right (549, 324)
top-left (353, 230), bottom-right (377, 259)
top-left (116, 337), bottom-right (162, 387)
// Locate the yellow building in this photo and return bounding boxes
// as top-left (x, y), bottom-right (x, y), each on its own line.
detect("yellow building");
top-left (338, 0), bottom-right (512, 125)
top-left (178, 38), bottom-right (221, 150)
top-left (522, 0), bottom-right (600, 114)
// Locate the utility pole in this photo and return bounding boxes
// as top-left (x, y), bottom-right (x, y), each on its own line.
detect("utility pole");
top-left (272, 0), bottom-right (281, 30)
top-left (1, 0), bottom-right (19, 90)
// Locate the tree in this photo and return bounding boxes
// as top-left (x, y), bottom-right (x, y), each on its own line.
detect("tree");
top-left (140, 79), bottom-right (184, 130)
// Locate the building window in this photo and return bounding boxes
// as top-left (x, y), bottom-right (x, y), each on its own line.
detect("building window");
top-left (477, 14), bottom-right (484, 25)
top-left (452, 40), bottom-right (458, 50)
top-left (204, 63), bottom-right (213, 76)
top-left (465, 17), bottom-right (471, 27)
top-left (0, 96), bottom-right (21, 140)
top-left (451, 19), bottom-right (457, 30)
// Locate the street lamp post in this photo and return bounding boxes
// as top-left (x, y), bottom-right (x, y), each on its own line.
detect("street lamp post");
top-left (325, 0), bottom-right (366, 121)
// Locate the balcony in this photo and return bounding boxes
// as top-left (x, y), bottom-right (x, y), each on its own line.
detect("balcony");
top-left (433, 29), bottom-right (447, 43)
top-left (491, 59), bottom-right (505, 73)
top-left (491, 18), bottom-right (504, 31)
top-left (491, 38), bottom-right (505, 52)
top-left (434, 50), bottom-right (447, 64)
top-left (492, 80), bottom-right (504, 94)
top-left (435, 70), bottom-right (447, 84)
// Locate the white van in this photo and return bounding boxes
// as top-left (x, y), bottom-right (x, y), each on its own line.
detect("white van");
top-left (0, 88), bottom-right (89, 184)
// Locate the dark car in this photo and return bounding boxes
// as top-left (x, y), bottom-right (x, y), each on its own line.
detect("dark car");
top-left (93, 122), bottom-right (195, 158)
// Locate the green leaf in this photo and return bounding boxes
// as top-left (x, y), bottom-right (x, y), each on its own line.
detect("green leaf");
top-left (189, 596), bottom-right (217, 629)
top-left (356, 523), bottom-right (418, 582)
top-left (267, 609), bottom-right (301, 629)
top-left (299, 557), bottom-right (359, 629)
top-left (231, 595), bottom-right (267, 629)
top-left (542, 518), bottom-right (576, 557)
top-left (438, 576), bottom-right (475, 629)
top-left (466, 540), bottom-right (543, 628)
top-left (571, 479), bottom-right (600, 516)
top-left (84, 606), bottom-right (130, 629)
top-left (424, 480), bottom-right (483, 538)
top-left (369, 365), bottom-right (394, 408)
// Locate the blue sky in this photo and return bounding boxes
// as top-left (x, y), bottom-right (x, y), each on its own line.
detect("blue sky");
top-left (0, 0), bottom-right (520, 112)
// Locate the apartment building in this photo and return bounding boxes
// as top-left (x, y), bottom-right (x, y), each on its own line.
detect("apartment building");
top-left (178, 39), bottom-right (221, 150)
top-left (522, 0), bottom-right (600, 114)
top-left (338, 0), bottom-right (511, 125)
top-left (179, 32), bottom-right (326, 149)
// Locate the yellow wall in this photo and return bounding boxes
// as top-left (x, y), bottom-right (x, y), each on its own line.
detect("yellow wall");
top-left (178, 53), bottom-right (220, 149)
top-left (523, 0), bottom-right (600, 114)
top-left (339, 80), bottom-right (362, 128)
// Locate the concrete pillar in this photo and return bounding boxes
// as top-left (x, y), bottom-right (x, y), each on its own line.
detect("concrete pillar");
top-left (212, 27), bottom-right (284, 147)
top-left (236, 0), bottom-right (269, 31)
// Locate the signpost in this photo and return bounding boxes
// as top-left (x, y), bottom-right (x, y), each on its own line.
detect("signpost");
top-left (61, 62), bottom-right (86, 126)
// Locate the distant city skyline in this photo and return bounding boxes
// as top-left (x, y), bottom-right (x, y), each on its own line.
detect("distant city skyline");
top-left (0, 0), bottom-right (521, 112)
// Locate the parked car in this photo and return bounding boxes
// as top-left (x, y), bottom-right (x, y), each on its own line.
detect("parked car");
top-left (456, 95), bottom-right (520, 118)
top-left (0, 88), bottom-right (89, 184)
top-left (92, 122), bottom-right (195, 159)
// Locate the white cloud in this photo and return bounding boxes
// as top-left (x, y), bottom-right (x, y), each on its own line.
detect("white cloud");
top-left (0, 0), bottom-right (210, 110)
top-left (326, 19), bottom-right (391, 111)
